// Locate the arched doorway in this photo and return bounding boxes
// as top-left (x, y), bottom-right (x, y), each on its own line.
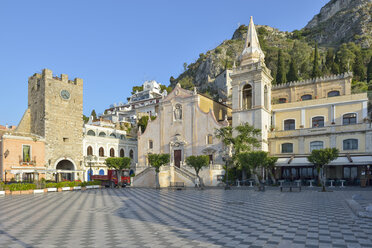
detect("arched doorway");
top-left (56, 159), bottom-right (75, 181)
top-left (87, 169), bottom-right (93, 181)
top-left (99, 169), bottom-right (105, 175)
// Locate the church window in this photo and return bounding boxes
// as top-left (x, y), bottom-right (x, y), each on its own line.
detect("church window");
top-left (284, 119), bottom-right (295, 130)
top-left (278, 98), bottom-right (287, 104)
top-left (110, 148), bottom-right (115, 157)
top-left (312, 116), bottom-right (324, 128)
top-left (87, 146), bottom-right (93, 156)
top-left (120, 149), bottom-right (125, 157)
top-left (281, 143), bottom-right (293, 153)
top-left (264, 85), bottom-right (268, 109)
top-left (99, 147), bottom-right (105, 157)
top-left (310, 141), bottom-right (324, 152)
top-left (207, 134), bottom-right (213, 145)
top-left (301, 94), bottom-right (312, 101)
top-left (242, 84), bottom-right (252, 109)
top-left (328, 91), bottom-right (340, 97)
top-left (87, 130), bottom-right (95, 136)
top-left (22, 145), bottom-right (31, 162)
top-left (130, 149), bottom-right (134, 159)
top-left (343, 113), bottom-right (357, 125)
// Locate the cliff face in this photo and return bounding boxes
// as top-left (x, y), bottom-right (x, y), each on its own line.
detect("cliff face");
top-left (304, 0), bottom-right (372, 47)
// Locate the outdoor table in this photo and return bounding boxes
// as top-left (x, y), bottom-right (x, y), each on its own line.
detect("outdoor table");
top-left (308, 179), bottom-right (314, 187)
top-left (248, 180), bottom-right (254, 187)
top-left (278, 180), bottom-right (285, 187)
top-left (340, 180), bottom-right (346, 188)
top-left (295, 180), bottom-right (301, 187)
top-left (329, 179), bottom-right (335, 188)
top-left (236, 179), bottom-right (240, 187)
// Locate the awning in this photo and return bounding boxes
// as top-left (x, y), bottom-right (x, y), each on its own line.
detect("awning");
top-left (276, 156), bottom-right (372, 167)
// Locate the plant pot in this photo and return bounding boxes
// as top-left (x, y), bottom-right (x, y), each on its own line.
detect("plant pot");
top-left (5, 190), bottom-right (11, 195)
top-left (20, 190), bottom-right (30, 195)
top-left (57, 188), bottom-right (62, 192)
top-left (34, 189), bottom-right (45, 194)
top-left (81, 187), bottom-right (86, 191)
top-left (11, 191), bottom-right (21, 195)
top-left (62, 187), bottom-right (70, 191)
top-left (0, 191), bottom-right (5, 196)
top-left (73, 186), bottom-right (81, 190)
top-left (47, 188), bottom-right (57, 192)
top-left (86, 185), bottom-right (94, 189)
top-left (44, 189), bottom-right (48, 193)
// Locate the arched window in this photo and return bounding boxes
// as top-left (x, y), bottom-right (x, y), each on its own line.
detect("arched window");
top-left (110, 148), bottom-right (115, 157)
top-left (207, 134), bottom-right (213, 144)
top-left (120, 149), bottom-right (125, 157)
top-left (242, 84), bottom-right (252, 109)
top-left (301, 94), bottom-right (312, 101)
top-left (129, 149), bottom-right (134, 159)
top-left (87, 130), bottom-right (95, 136)
top-left (281, 143), bottom-right (293, 153)
top-left (149, 140), bottom-right (153, 149)
top-left (110, 133), bottom-right (116, 138)
top-left (343, 139), bottom-right (358, 150)
top-left (310, 141), bottom-right (324, 152)
top-left (284, 119), bottom-right (295, 130)
top-left (87, 146), bottom-right (93, 156)
top-left (328, 91), bottom-right (340, 97)
top-left (279, 98), bottom-right (287, 104)
top-left (343, 113), bottom-right (357, 125)
top-left (312, 116), bottom-right (324, 128)
top-left (264, 85), bottom-right (268, 109)
top-left (99, 132), bottom-right (106, 137)
top-left (99, 147), bottom-right (104, 157)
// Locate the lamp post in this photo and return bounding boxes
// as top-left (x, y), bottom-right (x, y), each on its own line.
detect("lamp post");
top-left (222, 148), bottom-right (231, 190)
top-left (86, 155), bottom-right (97, 182)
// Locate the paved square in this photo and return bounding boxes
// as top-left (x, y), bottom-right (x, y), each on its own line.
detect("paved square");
top-left (0, 188), bottom-right (371, 248)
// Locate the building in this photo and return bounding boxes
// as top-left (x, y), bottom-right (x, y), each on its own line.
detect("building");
top-left (134, 85), bottom-right (231, 187)
top-left (102, 80), bottom-right (167, 125)
top-left (83, 117), bottom-right (137, 181)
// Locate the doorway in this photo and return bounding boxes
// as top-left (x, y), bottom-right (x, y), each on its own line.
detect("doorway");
top-left (174, 150), bottom-right (181, 168)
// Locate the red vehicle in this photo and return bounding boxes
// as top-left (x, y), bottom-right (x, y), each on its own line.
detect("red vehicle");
top-left (91, 169), bottom-right (131, 188)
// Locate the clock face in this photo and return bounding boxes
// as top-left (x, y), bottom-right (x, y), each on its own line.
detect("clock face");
top-left (61, 90), bottom-right (70, 100)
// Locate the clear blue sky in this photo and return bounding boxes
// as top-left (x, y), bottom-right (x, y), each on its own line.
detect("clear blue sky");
top-left (0, 0), bottom-right (329, 126)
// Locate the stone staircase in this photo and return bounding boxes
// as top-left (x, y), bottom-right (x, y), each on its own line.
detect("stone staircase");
top-left (174, 166), bottom-right (196, 184)
top-left (134, 167), bottom-right (153, 179)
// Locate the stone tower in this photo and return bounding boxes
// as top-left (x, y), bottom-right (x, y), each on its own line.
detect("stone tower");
top-left (28, 69), bottom-right (83, 180)
top-left (231, 17), bottom-right (272, 151)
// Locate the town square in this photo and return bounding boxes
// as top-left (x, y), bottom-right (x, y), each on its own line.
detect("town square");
top-left (1, 0), bottom-right (372, 247)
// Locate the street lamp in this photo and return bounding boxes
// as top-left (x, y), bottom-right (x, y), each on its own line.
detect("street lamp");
top-left (222, 152), bottom-right (231, 190)
top-left (86, 155), bottom-right (97, 181)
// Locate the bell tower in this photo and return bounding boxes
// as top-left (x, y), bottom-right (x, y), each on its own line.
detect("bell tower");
top-left (231, 17), bottom-right (272, 151)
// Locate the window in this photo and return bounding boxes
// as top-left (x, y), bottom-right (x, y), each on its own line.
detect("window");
top-left (120, 149), bottom-right (125, 157)
top-left (22, 145), bottom-right (31, 162)
top-left (110, 133), bottom-right (116, 138)
top-left (310, 141), bottom-right (324, 152)
top-left (87, 146), bottom-right (93, 156)
top-left (312, 116), bottom-right (324, 128)
top-left (99, 132), bottom-right (106, 137)
top-left (207, 134), bottom-right (213, 144)
top-left (328, 91), bottom-right (340, 97)
top-left (281, 143), bottom-right (293, 153)
top-left (110, 148), bottom-right (115, 157)
top-left (284, 119), bottom-right (295, 130)
top-left (301, 94), bottom-right (312, 101)
top-left (264, 85), bottom-right (268, 109)
top-left (279, 98), bottom-right (287, 104)
top-left (87, 130), bottom-right (95, 136)
top-left (149, 140), bottom-right (153, 149)
top-left (343, 139), bottom-right (358, 150)
top-left (99, 147), bottom-right (105, 157)
top-left (209, 154), bottom-right (213, 164)
top-left (242, 84), bottom-right (252, 109)
top-left (343, 113), bottom-right (357, 125)
top-left (130, 149), bottom-right (134, 159)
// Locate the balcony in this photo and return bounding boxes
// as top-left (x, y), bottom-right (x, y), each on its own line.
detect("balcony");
top-left (19, 156), bottom-right (37, 166)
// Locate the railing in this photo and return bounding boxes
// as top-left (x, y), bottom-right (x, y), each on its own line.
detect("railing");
top-left (134, 167), bottom-right (152, 179)
top-left (174, 166), bottom-right (195, 183)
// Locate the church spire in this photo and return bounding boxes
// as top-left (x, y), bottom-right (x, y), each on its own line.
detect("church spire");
top-left (239, 16), bottom-right (265, 66)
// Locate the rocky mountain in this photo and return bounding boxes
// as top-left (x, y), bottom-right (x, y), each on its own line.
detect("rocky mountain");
top-left (304, 0), bottom-right (372, 48)
top-left (170, 0), bottom-right (372, 100)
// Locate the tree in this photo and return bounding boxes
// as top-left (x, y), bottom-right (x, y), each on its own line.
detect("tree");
top-left (312, 43), bottom-right (321, 78)
top-left (138, 116), bottom-right (149, 133)
top-left (215, 123), bottom-right (261, 182)
top-left (185, 155), bottom-right (209, 188)
top-left (105, 157), bottom-right (131, 187)
top-left (160, 84), bottom-right (172, 94)
top-left (131, 85), bottom-right (144, 95)
top-left (307, 148), bottom-right (339, 192)
top-left (325, 48), bottom-right (335, 74)
top-left (183, 62), bottom-right (188, 71)
top-left (287, 58), bottom-right (299, 82)
top-left (148, 153), bottom-right (170, 189)
top-left (276, 50), bottom-right (286, 84)
top-left (353, 52), bottom-right (365, 81)
top-left (367, 56), bottom-right (372, 84)
top-left (90, 109), bottom-right (97, 120)
top-left (265, 156), bottom-right (278, 184)
top-left (237, 151), bottom-right (267, 184)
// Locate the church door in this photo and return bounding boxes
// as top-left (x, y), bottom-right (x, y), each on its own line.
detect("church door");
top-left (174, 150), bottom-right (181, 168)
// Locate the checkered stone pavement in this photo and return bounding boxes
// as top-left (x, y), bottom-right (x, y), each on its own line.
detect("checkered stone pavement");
top-left (0, 188), bottom-right (371, 248)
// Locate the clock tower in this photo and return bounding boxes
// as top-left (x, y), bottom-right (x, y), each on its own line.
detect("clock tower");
top-left (28, 69), bottom-right (84, 180)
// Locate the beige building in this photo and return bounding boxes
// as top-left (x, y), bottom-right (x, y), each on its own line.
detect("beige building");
top-left (134, 85), bottom-right (231, 187)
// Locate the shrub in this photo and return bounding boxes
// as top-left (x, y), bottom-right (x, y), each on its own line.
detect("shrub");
top-left (46, 182), bottom-right (57, 188)
top-left (0, 181), bottom-right (4, 190)
top-left (8, 183), bottom-right (36, 191)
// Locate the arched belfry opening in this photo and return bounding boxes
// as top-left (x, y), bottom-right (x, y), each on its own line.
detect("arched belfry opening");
top-left (56, 159), bottom-right (75, 181)
top-left (242, 84), bottom-right (252, 109)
